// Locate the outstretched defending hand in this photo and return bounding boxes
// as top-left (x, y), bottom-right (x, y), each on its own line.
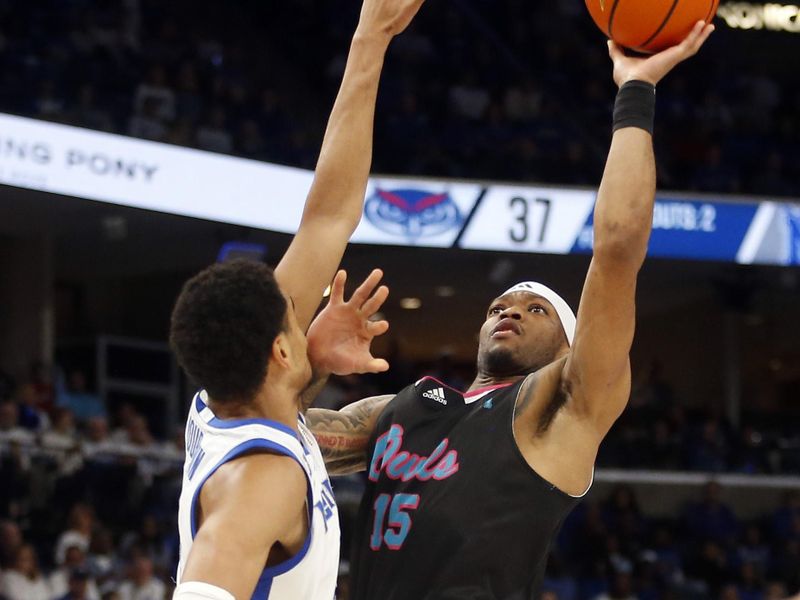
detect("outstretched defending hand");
top-left (357, 0), bottom-right (427, 40)
top-left (608, 21), bottom-right (715, 88)
top-left (307, 269), bottom-right (390, 376)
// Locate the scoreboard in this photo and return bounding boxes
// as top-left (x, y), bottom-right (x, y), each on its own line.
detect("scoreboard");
top-left (0, 112), bottom-right (797, 266)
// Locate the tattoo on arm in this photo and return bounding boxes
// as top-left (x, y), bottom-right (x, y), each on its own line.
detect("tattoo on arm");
top-left (306, 395), bottom-right (393, 475)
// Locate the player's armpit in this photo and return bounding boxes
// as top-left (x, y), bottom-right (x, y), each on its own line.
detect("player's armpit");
top-left (307, 394), bottom-right (394, 475)
top-left (180, 453), bottom-right (307, 600)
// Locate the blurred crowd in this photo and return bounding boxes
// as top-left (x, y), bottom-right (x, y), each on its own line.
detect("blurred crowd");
top-left (543, 483), bottom-right (800, 600)
top-left (2, 357), bottom-right (800, 599)
top-left (0, 0), bottom-right (796, 198)
top-left (0, 363), bottom-right (182, 600)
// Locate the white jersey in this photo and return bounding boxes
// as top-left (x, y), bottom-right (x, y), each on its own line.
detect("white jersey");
top-left (176, 391), bottom-right (340, 599)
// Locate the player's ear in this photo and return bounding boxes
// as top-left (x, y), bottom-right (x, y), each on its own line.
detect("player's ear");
top-left (271, 333), bottom-right (292, 370)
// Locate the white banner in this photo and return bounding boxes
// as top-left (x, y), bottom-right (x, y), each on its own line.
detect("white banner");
top-left (0, 112), bottom-right (311, 232)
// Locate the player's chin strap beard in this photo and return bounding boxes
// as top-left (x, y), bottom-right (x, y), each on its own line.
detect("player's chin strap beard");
top-left (299, 367), bottom-right (327, 413)
top-left (481, 348), bottom-right (529, 379)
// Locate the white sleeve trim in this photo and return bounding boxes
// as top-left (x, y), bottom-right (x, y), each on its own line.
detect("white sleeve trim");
top-left (173, 581), bottom-right (236, 600)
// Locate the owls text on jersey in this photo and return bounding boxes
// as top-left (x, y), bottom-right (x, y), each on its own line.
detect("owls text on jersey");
top-left (176, 390), bottom-right (340, 600)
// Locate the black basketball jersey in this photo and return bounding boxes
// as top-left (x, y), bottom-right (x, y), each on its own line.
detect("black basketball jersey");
top-left (350, 376), bottom-right (585, 600)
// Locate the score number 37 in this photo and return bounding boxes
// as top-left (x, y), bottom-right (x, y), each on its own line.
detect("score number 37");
top-left (508, 196), bottom-right (552, 244)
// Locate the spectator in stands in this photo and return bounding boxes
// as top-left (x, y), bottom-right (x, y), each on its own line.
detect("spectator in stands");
top-left (49, 545), bottom-right (100, 600)
top-left (82, 417), bottom-right (113, 456)
top-left (0, 521), bottom-right (22, 569)
top-left (720, 585), bottom-right (741, 600)
top-left (86, 528), bottom-right (116, 595)
top-left (647, 419), bottom-right (682, 470)
top-left (165, 117), bottom-right (195, 148)
top-left (116, 556), bottom-right (165, 600)
top-left (0, 367), bottom-right (14, 402)
top-left (737, 525), bottom-right (770, 578)
top-left (28, 362), bottom-right (55, 415)
top-left (631, 360), bottom-right (675, 413)
top-left (174, 63), bottom-right (202, 122)
top-left (55, 504), bottom-right (95, 565)
top-left (34, 79), bottom-right (66, 121)
top-left (771, 491), bottom-right (800, 541)
top-left (503, 77), bottom-right (543, 123)
top-left (688, 418), bottom-right (731, 472)
top-left (0, 418), bottom-right (33, 517)
top-left (688, 540), bottom-right (730, 597)
top-left (764, 582), bottom-right (788, 600)
top-left (684, 481), bottom-right (739, 545)
top-left (593, 571), bottom-right (639, 600)
top-left (195, 106), bottom-right (233, 154)
top-left (736, 562), bottom-right (764, 600)
top-left (648, 526), bottom-right (684, 589)
top-left (236, 119), bottom-right (268, 160)
top-left (732, 426), bottom-right (769, 474)
top-left (56, 567), bottom-right (93, 600)
top-left (14, 384), bottom-right (49, 431)
top-left (56, 371), bottom-right (105, 423)
top-left (771, 539), bottom-right (800, 593)
top-left (69, 84), bottom-right (114, 132)
top-left (109, 405), bottom-right (138, 443)
top-left (751, 151), bottom-right (794, 198)
top-left (0, 402), bottom-right (34, 446)
top-left (0, 544), bottom-right (50, 600)
top-left (448, 70), bottom-right (491, 121)
top-left (127, 97), bottom-right (167, 141)
top-left (603, 486), bottom-right (645, 554)
top-left (691, 144), bottom-right (741, 194)
top-left (117, 416), bottom-right (154, 450)
top-left (542, 555), bottom-right (578, 600)
top-left (133, 66), bottom-right (175, 124)
top-left (41, 408), bottom-right (78, 451)
top-left (41, 407), bottom-right (83, 477)
top-left (119, 515), bottom-right (169, 572)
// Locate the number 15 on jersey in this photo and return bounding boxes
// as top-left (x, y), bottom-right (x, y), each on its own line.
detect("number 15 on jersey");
top-left (369, 493), bottom-right (420, 551)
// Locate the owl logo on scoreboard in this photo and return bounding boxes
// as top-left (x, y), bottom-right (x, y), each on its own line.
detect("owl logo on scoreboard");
top-left (364, 188), bottom-right (463, 241)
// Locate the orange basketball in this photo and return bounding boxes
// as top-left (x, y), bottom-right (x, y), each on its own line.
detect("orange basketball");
top-left (585, 0), bottom-right (719, 53)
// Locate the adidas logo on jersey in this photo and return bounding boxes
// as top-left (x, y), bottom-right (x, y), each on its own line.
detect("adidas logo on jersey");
top-left (423, 387), bottom-right (447, 405)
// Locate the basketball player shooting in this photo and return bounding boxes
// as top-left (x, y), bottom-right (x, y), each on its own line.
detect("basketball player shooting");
top-left (167, 1), bottom-right (426, 599)
top-left (306, 22), bottom-right (716, 599)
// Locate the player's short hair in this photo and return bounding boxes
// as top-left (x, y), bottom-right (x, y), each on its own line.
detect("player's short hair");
top-left (170, 259), bottom-right (287, 404)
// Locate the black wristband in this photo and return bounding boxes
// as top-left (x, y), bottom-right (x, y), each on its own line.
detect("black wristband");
top-left (612, 80), bottom-right (656, 135)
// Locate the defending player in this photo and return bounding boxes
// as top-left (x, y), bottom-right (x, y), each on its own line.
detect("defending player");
top-left (306, 22), bottom-right (716, 599)
top-left (168, 1), bottom-right (426, 599)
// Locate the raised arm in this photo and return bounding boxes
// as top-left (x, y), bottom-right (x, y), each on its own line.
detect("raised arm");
top-left (307, 395), bottom-right (394, 475)
top-left (275, 0), bottom-right (426, 330)
top-left (562, 23), bottom-right (715, 436)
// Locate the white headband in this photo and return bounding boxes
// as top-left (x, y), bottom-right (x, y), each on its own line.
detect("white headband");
top-left (501, 282), bottom-right (576, 345)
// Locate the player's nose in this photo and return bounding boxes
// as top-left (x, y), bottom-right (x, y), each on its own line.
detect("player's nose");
top-left (500, 306), bottom-right (523, 320)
